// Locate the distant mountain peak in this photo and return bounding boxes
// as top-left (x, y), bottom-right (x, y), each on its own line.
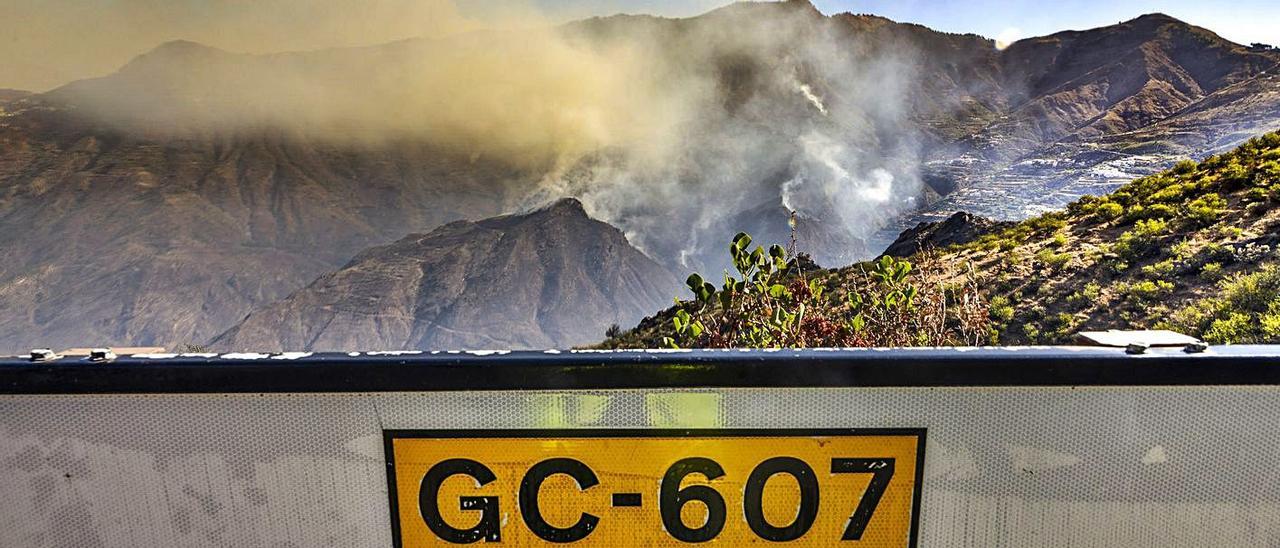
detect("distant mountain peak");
top-left (537, 197), bottom-right (588, 215)
top-left (0, 89), bottom-right (31, 103)
top-left (780, 0), bottom-right (820, 10)
top-left (700, 0), bottom-right (821, 20)
top-left (211, 203), bottom-right (680, 351)
top-left (1130, 12), bottom-right (1180, 24)
top-left (118, 40), bottom-right (233, 73)
top-left (150, 39), bottom-right (219, 52)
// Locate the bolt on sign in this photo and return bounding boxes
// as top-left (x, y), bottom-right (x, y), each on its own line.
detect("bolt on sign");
top-left (385, 429), bottom-right (925, 546)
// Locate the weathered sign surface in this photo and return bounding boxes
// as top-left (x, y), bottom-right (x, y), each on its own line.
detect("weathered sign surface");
top-left (2, 347), bottom-right (1279, 546)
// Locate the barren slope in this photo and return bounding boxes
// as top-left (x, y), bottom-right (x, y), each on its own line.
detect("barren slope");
top-left (212, 199), bottom-right (679, 350)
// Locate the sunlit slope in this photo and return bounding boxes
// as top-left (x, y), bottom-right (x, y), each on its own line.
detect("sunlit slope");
top-left (609, 132), bottom-right (1280, 347)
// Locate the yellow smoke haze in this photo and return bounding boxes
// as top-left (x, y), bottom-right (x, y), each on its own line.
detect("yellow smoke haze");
top-left (30, 0), bottom-right (703, 168)
top-left (3, 0), bottom-right (488, 92)
top-left (10, 0), bottom-right (926, 269)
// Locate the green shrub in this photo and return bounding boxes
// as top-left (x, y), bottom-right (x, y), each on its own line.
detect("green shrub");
top-left (1219, 226), bottom-right (1244, 240)
top-left (1123, 205), bottom-right (1147, 222)
top-left (1200, 262), bottom-right (1224, 281)
top-left (1067, 196), bottom-right (1096, 216)
top-left (1197, 243), bottom-right (1233, 263)
top-left (1220, 161), bottom-right (1251, 190)
top-left (1142, 259), bottom-right (1175, 278)
top-left (1120, 280), bottom-right (1175, 302)
top-left (1150, 183), bottom-right (1191, 203)
top-left (1172, 240), bottom-right (1196, 260)
top-left (1114, 219), bottom-right (1169, 260)
top-left (1185, 193), bottom-right (1228, 224)
top-left (1129, 203), bottom-right (1177, 221)
top-left (1026, 213), bottom-right (1068, 233)
top-left (1134, 218), bottom-right (1170, 237)
top-left (989, 295), bottom-right (1015, 322)
top-left (1163, 263), bottom-right (1280, 343)
top-left (1263, 307), bottom-right (1280, 340)
top-left (1172, 159), bottom-right (1199, 175)
top-left (1023, 323), bottom-right (1041, 343)
top-left (1204, 313), bottom-right (1254, 342)
top-left (1065, 282), bottom-right (1102, 308)
top-left (1245, 187), bottom-right (1270, 203)
top-left (1045, 312), bottom-right (1079, 341)
top-left (1035, 247), bottom-right (1072, 270)
top-left (665, 233), bottom-right (990, 348)
top-left (1095, 201), bottom-right (1124, 220)
top-left (1259, 161), bottom-right (1280, 187)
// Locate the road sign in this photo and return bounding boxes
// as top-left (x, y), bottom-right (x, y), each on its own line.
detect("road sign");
top-left (386, 429), bottom-right (924, 546)
top-left (3, 346), bottom-right (1280, 546)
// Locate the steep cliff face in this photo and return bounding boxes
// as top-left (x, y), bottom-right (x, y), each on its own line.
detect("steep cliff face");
top-left (211, 199), bottom-right (679, 351)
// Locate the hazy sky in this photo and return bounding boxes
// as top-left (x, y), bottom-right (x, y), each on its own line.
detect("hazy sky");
top-left (4, 0), bottom-right (1278, 92)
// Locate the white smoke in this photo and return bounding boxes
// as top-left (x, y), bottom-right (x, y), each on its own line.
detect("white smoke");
top-left (59, 0), bottom-right (929, 272)
top-left (538, 2), bottom-right (927, 271)
top-left (782, 132), bottom-right (902, 242)
top-left (795, 82), bottom-right (829, 116)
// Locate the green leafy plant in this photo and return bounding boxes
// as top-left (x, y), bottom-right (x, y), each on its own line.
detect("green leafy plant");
top-left (604, 324), bottom-right (623, 339)
top-left (1185, 193), bottom-right (1228, 224)
top-left (1035, 247), bottom-right (1072, 270)
top-left (1163, 264), bottom-right (1280, 343)
top-left (988, 295), bottom-right (1015, 322)
top-left (1113, 218), bottom-right (1169, 261)
top-left (1200, 262), bottom-right (1224, 281)
top-left (665, 233), bottom-right (989, 348)
top-left (1119, 280), bottom-right (1175, 303)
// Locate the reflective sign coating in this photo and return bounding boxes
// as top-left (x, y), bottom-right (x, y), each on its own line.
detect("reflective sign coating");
top-left (385, 429), bottom-right (925, 546)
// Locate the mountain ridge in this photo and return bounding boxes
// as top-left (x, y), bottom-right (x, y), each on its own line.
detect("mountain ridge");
top-left (211, 198), bottom-right (679, 351)
top-left (1, 4), bottom-right (1278, 351)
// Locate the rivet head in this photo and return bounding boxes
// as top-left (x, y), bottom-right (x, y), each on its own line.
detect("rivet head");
top-left (1125, 342), bottom-right (1149, 355)
top-left (1184, 341), bottom-right (1210, 354)
top-left (88, 348), bottom-right (117, 362)
top-left (29, 349), bottom-right (58, 362)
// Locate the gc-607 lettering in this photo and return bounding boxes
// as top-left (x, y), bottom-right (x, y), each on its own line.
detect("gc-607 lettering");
top-left (386, 429), bottom-right (925, 547)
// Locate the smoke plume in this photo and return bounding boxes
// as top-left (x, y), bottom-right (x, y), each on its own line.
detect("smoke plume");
top-left (48, 0), bottom-right (927, 271)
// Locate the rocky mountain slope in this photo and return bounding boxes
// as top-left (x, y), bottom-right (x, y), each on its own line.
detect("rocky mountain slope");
top-left (0, 119), bottom-right (531, 351)
top-left (1, 1), bottom-right (1278, 351)
top-left (211, 199), bottom-right (679, 351)
top-left (607, 132), bottom-right (1280, 348)
top-left (882, 211), bottom-right (1012, 258)
top-left (944, 133), bottom-right (1280, 344)
top-left (892, 13), bottom-right (1280, 231)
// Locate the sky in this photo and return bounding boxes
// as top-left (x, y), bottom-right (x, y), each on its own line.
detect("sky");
top-left (810, 0), bottom-right (1280, 49)
top-left (3, 0), bottom-right (1279, 92)
top-left (511, 0), bottom-right (1280, 47)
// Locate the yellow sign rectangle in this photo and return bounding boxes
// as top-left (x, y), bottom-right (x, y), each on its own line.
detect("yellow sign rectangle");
top-left (385, 429), bottom-right (924, 546)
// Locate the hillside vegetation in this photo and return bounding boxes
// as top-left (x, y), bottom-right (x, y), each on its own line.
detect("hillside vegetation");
top-left (603, 132), bottom-right (1280, 348)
